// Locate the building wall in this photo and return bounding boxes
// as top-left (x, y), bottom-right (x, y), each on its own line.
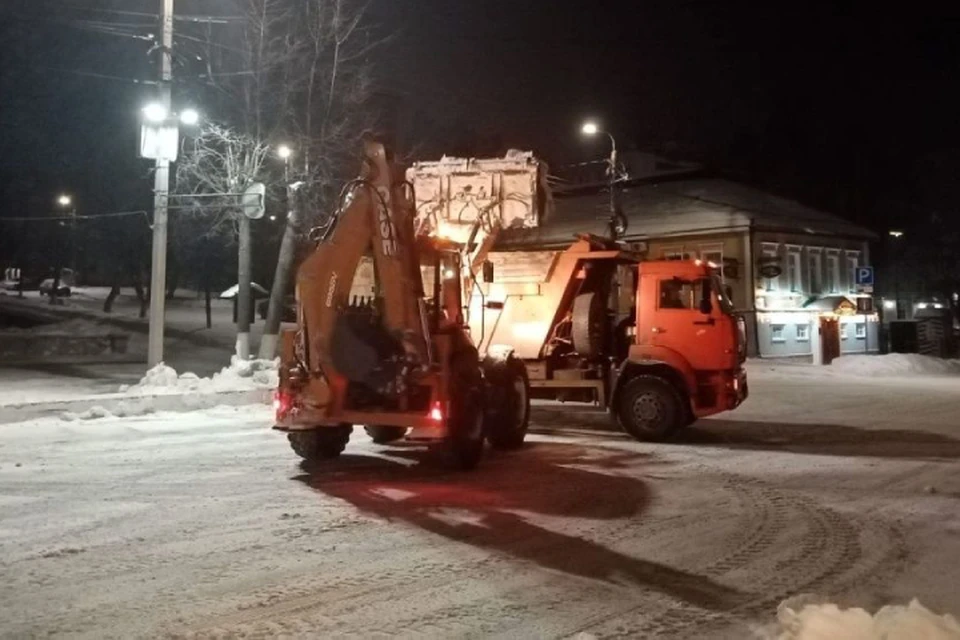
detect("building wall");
top-left (751, 232), bottom-right (876, 357)
top-left (642, 232), bottom-right (752, 310)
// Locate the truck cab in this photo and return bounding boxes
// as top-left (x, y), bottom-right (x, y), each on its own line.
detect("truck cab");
top-left (611, 260), bottom-right (748, 440)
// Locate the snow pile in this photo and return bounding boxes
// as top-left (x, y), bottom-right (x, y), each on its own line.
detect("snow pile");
top-left (121, 356), bottom-right (278, 396)
top-left (831, 353), bottom-right (960, 377)
top-left (773, 596), bottom-right (960, 640)
top-left (61, 406), bottom-right (115, 421)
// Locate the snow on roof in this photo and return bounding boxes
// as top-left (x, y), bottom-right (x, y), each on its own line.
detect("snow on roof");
top-left (495, 177), bottom-right (876, 250)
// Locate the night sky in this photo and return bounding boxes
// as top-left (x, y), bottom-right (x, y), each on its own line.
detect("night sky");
top-left (1, 1), bottom-right (958, 237)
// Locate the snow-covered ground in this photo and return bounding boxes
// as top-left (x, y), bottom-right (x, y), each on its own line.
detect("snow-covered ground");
top-left (1, 369), bottom-right (958, 638)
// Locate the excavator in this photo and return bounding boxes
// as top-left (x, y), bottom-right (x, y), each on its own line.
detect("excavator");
top-left (273, 140), bottom-right (529, 469)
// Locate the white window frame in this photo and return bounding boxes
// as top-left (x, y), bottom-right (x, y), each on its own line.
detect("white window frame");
top-left (786, 245), bottom-right (803, 293)
top-left (661, 245), bottom-right (691, 261)
top-left (846, 250), bottom-right (861, 293)
top-left (699, 243), bottom-right (724, 279)
top-left (855, 322), bottom-right (866, 339)
top-left (807, 247), bottom-right (822, 295)
top-left (826, 250), bottom-right (841, 294)
top-left (840, 323), bottom-right (849, 340)
top-left (761, 242), bottom-right (780, 292)
top-left (796, 324), bottom-right (809, 341)
top-left (771, 323), bottom-right (786, 343)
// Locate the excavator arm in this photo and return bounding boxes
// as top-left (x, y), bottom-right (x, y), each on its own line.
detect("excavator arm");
top-left (295, 140), bottom-right (428, 407)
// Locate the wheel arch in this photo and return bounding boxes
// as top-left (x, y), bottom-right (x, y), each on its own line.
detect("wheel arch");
top-left (611, 359), bottom-right (693, 421)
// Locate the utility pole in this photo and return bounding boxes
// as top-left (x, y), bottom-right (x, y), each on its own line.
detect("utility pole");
top-left (147, 0), bottom-right (174, 367)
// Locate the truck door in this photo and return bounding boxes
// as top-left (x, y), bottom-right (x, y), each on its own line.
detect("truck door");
top-left (649, 276), bottom-right (727, 371)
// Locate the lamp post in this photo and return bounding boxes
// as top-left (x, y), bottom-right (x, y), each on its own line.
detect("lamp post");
top-left (581, 120), bottom-right (626, 239)
top-left (889, 230), bottom-right (905, 320)
top-left (49, 194), bottom-right (75, 304)
top-left (139, 99), bottom-right (201, 366)
top-left (257, 143), bottom-right (298, 358)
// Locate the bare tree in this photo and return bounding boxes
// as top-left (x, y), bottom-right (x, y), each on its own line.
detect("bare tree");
top-left (174, 0), bottom-right (382, 358)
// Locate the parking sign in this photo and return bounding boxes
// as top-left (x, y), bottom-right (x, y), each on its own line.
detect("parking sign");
top-left (855, 266), bottom-right (874, 292)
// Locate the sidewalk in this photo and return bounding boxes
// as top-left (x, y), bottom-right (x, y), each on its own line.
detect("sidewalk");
top-left (0, 288), bottom-right (276, 424)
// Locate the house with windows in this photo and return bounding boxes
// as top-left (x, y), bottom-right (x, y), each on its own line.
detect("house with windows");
top-left (495, 171), bottom-right (878, 358)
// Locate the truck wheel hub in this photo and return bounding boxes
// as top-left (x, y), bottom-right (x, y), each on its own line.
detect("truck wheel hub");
top-left (632, 394), bottom-right (662, 423)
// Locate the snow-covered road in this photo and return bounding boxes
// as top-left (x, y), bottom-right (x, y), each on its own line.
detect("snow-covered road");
top-left (1, 369), bottom-right (958, 638)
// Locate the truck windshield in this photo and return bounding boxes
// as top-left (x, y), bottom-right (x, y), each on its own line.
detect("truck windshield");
top-left (712, 275), bottom-right (735, 315)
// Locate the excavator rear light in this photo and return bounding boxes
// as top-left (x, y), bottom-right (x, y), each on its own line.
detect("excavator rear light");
top-left (274, 390), bottom-right (295, 420)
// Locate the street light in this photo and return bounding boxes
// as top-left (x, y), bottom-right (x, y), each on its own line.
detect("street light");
top-left (888, 229), bottom-right (905, 320)
top-left (57, 194), bottom-right (72, 207)
top-left (580, 119), bottom-right (625, 239)
top-left (142, 102), bottom-right (168, 123)
top-left (179, 108), bottom-right (200, 126)
top-left (277, 144), bottom-right (293, 160)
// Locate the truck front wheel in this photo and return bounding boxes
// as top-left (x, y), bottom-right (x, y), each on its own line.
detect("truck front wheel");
top-left (617, 376), bottom-right (683, 441)
top-left (288, 425), bottom-right (352, 461)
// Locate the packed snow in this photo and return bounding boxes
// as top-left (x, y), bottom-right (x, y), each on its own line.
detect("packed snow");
top-left (120, 356), bottom-right (278, 395)
top-left (1, 371), bottom-right (959, 637)
top-left (0, 317), bottom-right (120, 336)
top-left (774, 596), bottom-right (960, 640)
top-left (830, 353), bottom-right (960, 376)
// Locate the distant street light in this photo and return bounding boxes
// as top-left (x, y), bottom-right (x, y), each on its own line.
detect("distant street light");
top-left (579, 119), bottom-right (625, 239)
top-left (179, 108), bottom-right (200, 126)
top-left (57, 194), bottom-right (72, 207)
top-left (277, 144), bottom-right (293, 160)
top-left (888, 230), bottom-right (905, 320)
top-left (142, 102), bottom-right (168, 123)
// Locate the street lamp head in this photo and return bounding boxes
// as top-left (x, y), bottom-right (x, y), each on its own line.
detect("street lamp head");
top-left (142, 102), bottom-right (168, 123)
top-left (889, 230), bottom-right (904, 238)
top-left (56, 194), bottom-right (72, 207)
top-left (581, 121), bottom-right (600, 136)
top-left (179, 108), bottom-right (200, 126)
top-left (277, 144), bottom-right (293, 160)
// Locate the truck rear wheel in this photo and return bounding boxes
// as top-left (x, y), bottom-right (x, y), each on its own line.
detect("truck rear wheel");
top-left (288, 425), bottom-right (352, 461)
top-left (483, 356), bottom-right (530, 450)
top-left (617, 376), bottom-right (683, 442)
top-left (363, 425), bottom-right (407, 444)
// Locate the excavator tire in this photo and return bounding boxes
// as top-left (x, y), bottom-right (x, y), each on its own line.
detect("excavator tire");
top-left (483, 355), bottom-right (530, 450)
top-left (287, 425), bottom-right (352, 461)
top-left (616, 375), bottom-right (683, 442)
top-left (364, 425), bottom-right (408, 444)
top-left (445, 354), bottom-right (485, 470)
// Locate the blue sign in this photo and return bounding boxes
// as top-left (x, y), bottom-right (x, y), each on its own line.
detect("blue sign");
top-left (855, 266), bottom-right (874, 287)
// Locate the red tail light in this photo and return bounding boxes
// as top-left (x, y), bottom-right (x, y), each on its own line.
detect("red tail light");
top-left (274, 390), bottom-right (294, 420)
top-left (429, 401), bottom-right (443, 422)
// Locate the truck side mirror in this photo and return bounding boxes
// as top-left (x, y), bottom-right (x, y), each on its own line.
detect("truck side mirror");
top-left (482, 260), bottom-right (494, 283)
top-left (699, 280), bottom-right (713, 315)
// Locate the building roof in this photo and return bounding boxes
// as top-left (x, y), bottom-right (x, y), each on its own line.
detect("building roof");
top-left (495, 177), bottom-right (877, 250)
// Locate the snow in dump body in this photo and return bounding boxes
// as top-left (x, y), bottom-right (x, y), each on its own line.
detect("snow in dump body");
top-left (121, 356), bottom-right (278, 395)
top-left (773, 596), bottom-right (960, 640)
top-left (830, 353), bottom-right (960, 377)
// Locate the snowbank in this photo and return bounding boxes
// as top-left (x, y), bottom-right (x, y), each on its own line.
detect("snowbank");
top-left (120, 356), bottom-right (278, 396)
top-left (773, 596), bottom-right (960, 639)
top-left (831, 353), bottom-right (960, 377)
top-left (0, 317), bottom-right (119, 336)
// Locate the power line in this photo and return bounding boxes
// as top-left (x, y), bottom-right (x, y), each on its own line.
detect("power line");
top-left (0, 210), bottom-right (149, 223)
top-left (21, 64), bottom-right (156, 85)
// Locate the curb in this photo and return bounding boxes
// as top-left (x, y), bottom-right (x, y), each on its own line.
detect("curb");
top-left (0, 388), bottom-right (273, 425)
